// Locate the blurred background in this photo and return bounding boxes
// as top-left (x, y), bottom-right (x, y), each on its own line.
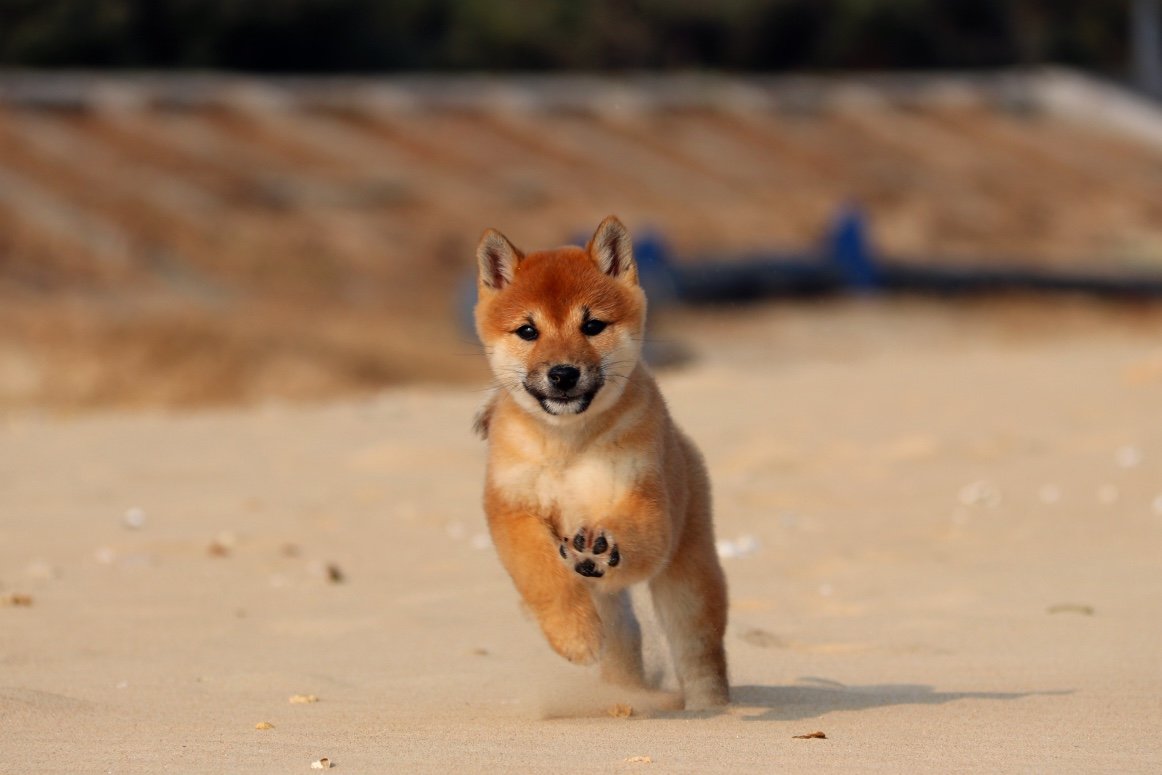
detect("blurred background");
top-left (1, 0), bottom-right (1162, 411)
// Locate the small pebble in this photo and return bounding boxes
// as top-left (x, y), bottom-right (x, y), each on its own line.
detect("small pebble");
top-left (958, 480), bottom-right (1002, 508)
top-left (208, 531), bottom-right (236, 557)
top-left (289, 694), bottom-right (319, 704)
top-left (625, 756), bottom-right (652, 763)
top-left (716, 534), bottom-right (760, 559)
top-left (123, 507), bottom-right (146, 529)
top-left (310, 758), bottom-right (332, 770)
top-left (255, 721), bottom-right (274, 730)
top-left (1115, 445), bottom-right (1142, 468)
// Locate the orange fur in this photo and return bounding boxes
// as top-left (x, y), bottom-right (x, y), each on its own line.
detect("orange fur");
top-left (474, 216), bottom-right (729, 709)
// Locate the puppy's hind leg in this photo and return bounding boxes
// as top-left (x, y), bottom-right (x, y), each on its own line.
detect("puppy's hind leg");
top-left (593, 589), bottom-right (645, 688)
top-left (649, 529), bottom-right (729, 710)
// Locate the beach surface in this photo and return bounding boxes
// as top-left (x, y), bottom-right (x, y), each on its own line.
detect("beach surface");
top-left (2, 300), bottom-right (1161, 773)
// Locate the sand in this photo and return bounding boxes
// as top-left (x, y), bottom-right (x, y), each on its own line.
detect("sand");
top-left (2, 300), bottom-right (1161, 773)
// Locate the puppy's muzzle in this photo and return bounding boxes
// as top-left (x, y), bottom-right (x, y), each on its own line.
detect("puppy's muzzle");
top-left (525, 363), bottom-right (603, 415)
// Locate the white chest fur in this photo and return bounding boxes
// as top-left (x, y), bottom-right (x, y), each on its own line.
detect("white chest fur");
top-left (491, 435), bottom-right (645, 526)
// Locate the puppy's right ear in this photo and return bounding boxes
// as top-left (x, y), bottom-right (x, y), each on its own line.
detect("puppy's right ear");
top-left (477, 229), bottom-right (523, 293)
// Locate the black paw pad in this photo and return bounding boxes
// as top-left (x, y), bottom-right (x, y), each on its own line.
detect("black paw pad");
top-left (558, 527), bottom-right (620, 578)
top-left (575, 560), bottom-right (603, 578)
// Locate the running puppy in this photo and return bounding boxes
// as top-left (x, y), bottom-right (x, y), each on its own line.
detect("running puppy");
top-left (474, 216), bottom-right (729, 709)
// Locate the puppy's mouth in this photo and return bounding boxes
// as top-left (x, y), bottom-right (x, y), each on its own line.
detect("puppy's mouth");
top-left (524, 384), bottom-right (601, 416)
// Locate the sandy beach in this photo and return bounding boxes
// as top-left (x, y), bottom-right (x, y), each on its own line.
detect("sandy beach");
top-left (2, 300), bottom-right (1161, 773)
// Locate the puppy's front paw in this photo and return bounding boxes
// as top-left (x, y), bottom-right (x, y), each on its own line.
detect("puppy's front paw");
top-left (558, 527), bottom-right (620, 579)
top-left (541, 602), bottom-right (603, 665)
top-left (547, 624), bottom-right (603, 665)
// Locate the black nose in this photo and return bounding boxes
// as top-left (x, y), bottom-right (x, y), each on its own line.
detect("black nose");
top-left (547, 365), bottom-right (580, 391)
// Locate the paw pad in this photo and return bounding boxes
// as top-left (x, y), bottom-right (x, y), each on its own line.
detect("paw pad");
top-left (559, 527), bottom-right (620, 578)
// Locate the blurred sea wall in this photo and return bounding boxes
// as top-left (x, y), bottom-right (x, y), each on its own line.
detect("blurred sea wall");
top-left (2, 69), bottom-right (1162, 411)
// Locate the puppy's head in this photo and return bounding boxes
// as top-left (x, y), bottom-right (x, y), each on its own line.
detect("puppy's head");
top-left (474, 216), bottom-right (646, 425)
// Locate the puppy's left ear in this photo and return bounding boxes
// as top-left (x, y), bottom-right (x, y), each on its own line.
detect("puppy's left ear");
top-left (588, 215), bottom-right (637, 285)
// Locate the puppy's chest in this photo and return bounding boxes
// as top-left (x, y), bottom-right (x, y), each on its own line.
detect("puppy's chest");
top-left (492, 443), bottom-right (644, 517)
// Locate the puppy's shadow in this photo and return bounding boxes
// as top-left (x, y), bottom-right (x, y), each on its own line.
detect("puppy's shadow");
top-left (725, 677), bottom-right (1071, 721)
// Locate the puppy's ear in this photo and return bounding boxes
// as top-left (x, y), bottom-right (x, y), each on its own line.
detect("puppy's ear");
top-left (588, 215), bottom-right (637, 285)
top-left (477, 228), bottom-right (523, 292)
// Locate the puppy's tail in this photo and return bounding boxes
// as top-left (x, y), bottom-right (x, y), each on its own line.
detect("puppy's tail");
top-left (473, 390), bottom-right (498, 440)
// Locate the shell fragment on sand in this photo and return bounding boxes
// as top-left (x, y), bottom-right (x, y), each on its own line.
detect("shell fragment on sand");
top-left (716, 534), bottom-right (760, 559)
top-left (608, 703), bottom-right (633, 718)
top-left (1114, 445), bottom-right (1142, 468)
top-left (123, 506), bottom-right (147, 529)
top-left (958, 480), bottom-right (1002, 508)
top-left (310, 758), bottom-right (332, 769)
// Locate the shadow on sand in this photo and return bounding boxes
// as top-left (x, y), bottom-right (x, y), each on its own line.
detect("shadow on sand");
top-left (641, 677), bottom-right (1070, 721)
top-left (719, 677), bottom-right (1071, 721)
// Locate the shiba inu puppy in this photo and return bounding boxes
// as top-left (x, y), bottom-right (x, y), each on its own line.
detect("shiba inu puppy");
top-left (474, 216), bottom-right (729, 710)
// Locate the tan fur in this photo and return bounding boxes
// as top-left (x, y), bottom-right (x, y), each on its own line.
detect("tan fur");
top-left (474, 216), bottom-right (729, 709)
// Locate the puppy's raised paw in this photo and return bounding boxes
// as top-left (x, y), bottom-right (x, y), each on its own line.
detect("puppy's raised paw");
top-left (559, 527), bottom-right (621, 579)
top-left (542, 605), bottom-right (604, 665)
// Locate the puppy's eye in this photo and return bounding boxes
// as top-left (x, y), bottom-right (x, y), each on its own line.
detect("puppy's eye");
top-left (514, 324), bottom-right (538, 341)
top-left (580, 319), bottom-right (607, 336)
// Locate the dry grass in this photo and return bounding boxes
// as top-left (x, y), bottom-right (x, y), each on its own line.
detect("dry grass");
top-left (3, 85), bottom-right (1162, 412)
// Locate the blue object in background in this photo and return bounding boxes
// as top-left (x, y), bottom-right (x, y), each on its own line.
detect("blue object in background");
top-left (631, 229), bottom-right (680, 307)
top-left (457, 270), bottom-right (479, 338)
top-left (455, 204), bottom-right (1162, 336)
top-left (827, 204), bottom-right (880, 291)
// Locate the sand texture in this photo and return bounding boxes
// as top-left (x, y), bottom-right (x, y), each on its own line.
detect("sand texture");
top-left (2, 302), bottom-right (1161, 773)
